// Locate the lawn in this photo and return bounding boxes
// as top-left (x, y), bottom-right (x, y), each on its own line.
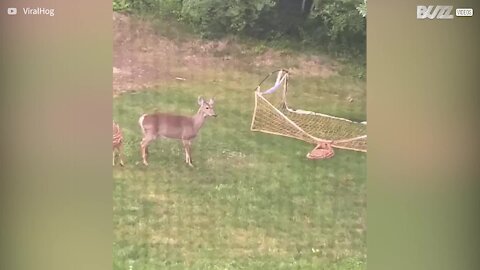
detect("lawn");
top-left (113, 69), bottom-right (366, 269)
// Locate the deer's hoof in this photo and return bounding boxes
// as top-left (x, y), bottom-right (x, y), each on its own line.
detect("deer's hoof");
top-left (120, 162), bottom-right (125, 167)
top-left (143, 161), bottom-right (149, 166)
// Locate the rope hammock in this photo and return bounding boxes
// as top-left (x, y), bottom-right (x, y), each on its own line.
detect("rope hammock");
top-left (250, 69), bottom-right (367, 159)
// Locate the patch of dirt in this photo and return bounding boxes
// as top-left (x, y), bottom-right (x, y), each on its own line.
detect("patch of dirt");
top-left (113, 12), bottom-right (178, 94)
top-left (228, 228), bottom-right (288, 257)
top-left (254, 49), bottom-right (339, 78)
top-left (113, 12), bottom-right (338, 95)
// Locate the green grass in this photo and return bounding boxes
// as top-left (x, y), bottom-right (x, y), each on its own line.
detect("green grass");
top-left (114, 70), bottom-right (366, 269)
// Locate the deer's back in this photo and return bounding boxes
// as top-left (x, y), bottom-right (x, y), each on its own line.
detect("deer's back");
top-left (141, 113), bottom-right (195, 139)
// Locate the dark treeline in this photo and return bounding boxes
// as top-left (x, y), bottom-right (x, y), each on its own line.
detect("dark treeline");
top-left (113, 0), bottom-right (367, 55)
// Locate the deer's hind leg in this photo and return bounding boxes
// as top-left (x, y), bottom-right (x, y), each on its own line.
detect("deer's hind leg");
top-left (113, 145), bottom-right (122, 166)
top-left (141, 135), bottom-right (155, 166)
top-left (118, 144), bottom-right (125, 166)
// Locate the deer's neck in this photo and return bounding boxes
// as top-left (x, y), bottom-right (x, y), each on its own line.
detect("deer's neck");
top-left (192, 111), bottom-right (206, 132)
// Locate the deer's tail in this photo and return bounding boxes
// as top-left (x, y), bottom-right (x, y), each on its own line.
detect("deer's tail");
top-left (138, 114), bottom-right (147, 136)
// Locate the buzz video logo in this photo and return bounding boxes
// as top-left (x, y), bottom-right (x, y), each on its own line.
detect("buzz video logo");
top-left (417, 5), bottom-right (454, 19)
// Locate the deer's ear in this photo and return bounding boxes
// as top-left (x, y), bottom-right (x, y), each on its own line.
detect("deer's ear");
top-left (208, 98), bottom-right (215, 105)
top-left (198, 96), bottom-right (204, 105)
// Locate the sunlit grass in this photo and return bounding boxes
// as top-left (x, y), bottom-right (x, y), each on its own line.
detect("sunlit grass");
top-left (113, 66), bottom-right (366, 269)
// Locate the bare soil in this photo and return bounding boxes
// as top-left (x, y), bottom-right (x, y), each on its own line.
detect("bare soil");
top-left (113, 12), bottom-right (338, 96)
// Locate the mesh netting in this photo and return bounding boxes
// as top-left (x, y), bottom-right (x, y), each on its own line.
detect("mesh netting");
top-left (250, 71), bottom-right (367, 153)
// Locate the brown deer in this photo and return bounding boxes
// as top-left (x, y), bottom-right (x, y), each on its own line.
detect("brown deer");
top-left (138, 96), bottom-right (217, 167)
top-left (113, 121), bottom-right (125, 166)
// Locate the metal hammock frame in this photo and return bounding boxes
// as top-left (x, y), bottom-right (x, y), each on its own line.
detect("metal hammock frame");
top-left (250, 69), bottom-right (367, 153)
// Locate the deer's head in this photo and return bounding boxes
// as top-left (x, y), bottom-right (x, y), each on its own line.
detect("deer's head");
top-left (197, 96), bottom-right (217, 118)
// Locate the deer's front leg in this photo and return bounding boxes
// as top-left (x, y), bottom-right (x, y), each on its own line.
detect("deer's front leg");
top-left (182, 140), bottom-right (193, 167)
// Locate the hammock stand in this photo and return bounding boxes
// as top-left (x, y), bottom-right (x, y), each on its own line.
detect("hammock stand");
top-left (250, 69), bottom-right (367, 159)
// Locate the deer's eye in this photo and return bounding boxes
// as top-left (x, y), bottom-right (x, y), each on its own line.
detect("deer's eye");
top-left (206, 107), bottom-right (210, 109)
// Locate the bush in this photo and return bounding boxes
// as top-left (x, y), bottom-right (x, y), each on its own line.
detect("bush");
top-left (307, 0), bottom-right (366, 54)
top-left (113, 0), bottom-right (182, 17)
top-left (180, 0), bottom-right (276, 38)
top-left (113, 0), bottom-right (131, 12)
top-left (113, 0), bottom-right (366, 55)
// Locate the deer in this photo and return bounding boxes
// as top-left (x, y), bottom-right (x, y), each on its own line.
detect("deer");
top-left (113, 121), bottom-right (125, 166)
top-left (138, 96), bottom-right (217, 167)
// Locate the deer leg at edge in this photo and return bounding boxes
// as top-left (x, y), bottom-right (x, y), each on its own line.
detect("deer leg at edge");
top-left (182, 140), bottom-right (193, 167)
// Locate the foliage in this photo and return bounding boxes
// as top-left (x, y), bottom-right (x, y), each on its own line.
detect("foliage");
top-left (357, 0), bottom-right (367, 17)
top-left (181, 0), bottom-right (276, 38)
top-left (113, 0), bottom-right (131, 12)
top-left (113, 0), bottom-right (183, 17)
top-left (306, 0), bottom-right (366, 54)
top-left (113, 0), bottom-right (367, 55)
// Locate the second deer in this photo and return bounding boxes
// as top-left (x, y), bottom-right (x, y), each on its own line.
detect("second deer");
top-left (113, 121), bottom-right (125, 166)
top-left (138, 96), bottom-right (217, 167)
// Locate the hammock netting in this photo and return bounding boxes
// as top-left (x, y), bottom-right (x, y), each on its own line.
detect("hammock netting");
top-left (250, 70), bottom-right (367, 155)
